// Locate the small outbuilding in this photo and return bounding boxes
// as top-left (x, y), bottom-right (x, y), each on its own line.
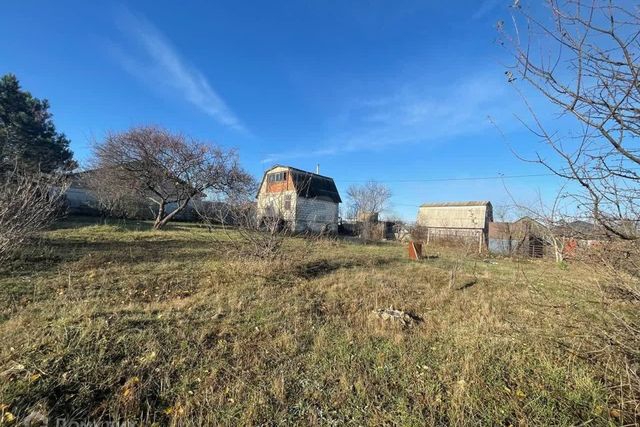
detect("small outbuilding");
top-left (416, 201), bottom-right (493, 251)
top-left (256, 165), bottom-right (341, 233)
top-left (64, 171), bottom-right (99, 215)
top-left (488, 217), bottom-right (546, 257)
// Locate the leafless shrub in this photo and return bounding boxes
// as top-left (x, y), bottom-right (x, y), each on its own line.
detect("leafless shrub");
top-left (354, 221), bottom-right (384, 242)
top-left (0, 167), bottom-right (68, 263)
top-left (407, 225), bottom-right (479, 287)
top-left (197, 172), bottom-right (335, 266)
top-left (198, 197), bottom-right (288, 261)
top-left (82, 172), bottom-right (150, 219)
top-left (411, 225), bottom-right (482, 252)
top-left (446, 235), bottom-right (482, 290)
top-left (194, 173), bottom-right (294, 261)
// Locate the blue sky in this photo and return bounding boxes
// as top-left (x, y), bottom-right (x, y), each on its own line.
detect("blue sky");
top-left (0, 0), bottom-right (567, 220)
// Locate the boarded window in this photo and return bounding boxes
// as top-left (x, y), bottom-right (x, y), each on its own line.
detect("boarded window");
top-left (284, 195), bottom-right (292, 210)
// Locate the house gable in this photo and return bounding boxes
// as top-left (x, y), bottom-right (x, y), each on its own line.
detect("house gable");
top-left (257, 165), bottom-right (341, 204)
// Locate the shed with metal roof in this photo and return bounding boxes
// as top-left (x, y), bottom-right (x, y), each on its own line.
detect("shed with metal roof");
top-left (416, 201), bottom-right (493, 251)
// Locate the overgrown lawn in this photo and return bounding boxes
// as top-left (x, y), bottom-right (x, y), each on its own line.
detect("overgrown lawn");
top-left (0, 218), bottom-right (636, 425)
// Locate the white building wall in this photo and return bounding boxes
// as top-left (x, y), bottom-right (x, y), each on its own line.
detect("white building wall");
top-left (417, 205), bottom-right (489, 229)
top-left (256, 190), bottom-right (297, 223)
top-left (294, 197), bottom-right (339, 233)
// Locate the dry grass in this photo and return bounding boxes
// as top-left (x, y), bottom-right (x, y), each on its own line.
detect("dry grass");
top-left (0, 218), bottom-right (637, 425)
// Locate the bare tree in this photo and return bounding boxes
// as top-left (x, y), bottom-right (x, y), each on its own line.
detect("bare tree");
top-left (0, 166), bottom-right (68, 263)
top-left (346, 181), bottom-right (391, 240)
top-left (502, 0), bottom-right (640, 240)
top-left (90, 126), bottom-right (252, 229)
top-left (347, 181), bottom-right (392, 220)
top-left (492, 203), bottom-right (513, 223)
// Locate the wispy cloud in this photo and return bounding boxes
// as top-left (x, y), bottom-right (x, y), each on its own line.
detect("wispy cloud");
top-left (472, 0), bottom-right (503, 20)
top-left (110, 8), bottom-right (246, 132)
top-left (261, 72), bottom-right (516, 164)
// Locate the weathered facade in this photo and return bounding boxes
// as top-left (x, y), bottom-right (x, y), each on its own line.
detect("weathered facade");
top-left (489, 218), bottom-right (606, 258)
top-left (256, 165), bottom-right (341, 233)
top-left (416, 201), bottom-right (493, 250)
top-left (488, 217), bottom-right (545, 257)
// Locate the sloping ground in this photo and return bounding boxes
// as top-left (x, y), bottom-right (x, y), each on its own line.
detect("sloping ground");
top-left (0, 219), bottom-right (637, 425)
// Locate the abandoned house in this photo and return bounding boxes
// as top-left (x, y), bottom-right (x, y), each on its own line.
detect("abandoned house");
top-left (488, 217), bottom-right (546, 257)
top-left (488, 217), bottom-right (605, 258)
top-left (416, 201), bottom-right (493, 250)
top-left (256, 165), bottom-right (342, 233)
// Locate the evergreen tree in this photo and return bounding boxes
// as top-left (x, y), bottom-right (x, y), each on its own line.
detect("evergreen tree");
top-left (0, 74), bottom-right (75, 174)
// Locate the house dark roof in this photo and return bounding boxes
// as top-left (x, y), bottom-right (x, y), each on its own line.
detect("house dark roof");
top-left (261, 165), bottom-right (342, 203)
top-left (553, 220), bottom-right (601, 237)
top-left (513, 217), bottom-right (603, 238)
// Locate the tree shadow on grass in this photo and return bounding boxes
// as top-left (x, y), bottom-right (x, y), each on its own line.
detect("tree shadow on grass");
top-left (52, 215), bottom-right (210, 232)
top-left (293, 259), bottom-right (350, 279)
top-left (453, 278), bottom-right (478, 291)
top-left (1, 237), bottom-right (231, 278)
top-left (272, 257), bottom-right (401, 283)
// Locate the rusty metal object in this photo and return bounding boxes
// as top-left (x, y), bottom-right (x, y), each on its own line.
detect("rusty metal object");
top-left (408, 241), bottom-right (422, 260)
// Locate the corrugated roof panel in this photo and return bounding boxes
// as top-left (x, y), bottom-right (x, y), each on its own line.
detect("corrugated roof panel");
top-left (419, 201), bottom-right (491, 207)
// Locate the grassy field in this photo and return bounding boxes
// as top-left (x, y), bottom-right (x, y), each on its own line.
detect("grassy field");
top-left (0, 218), bottom-right (637, 425)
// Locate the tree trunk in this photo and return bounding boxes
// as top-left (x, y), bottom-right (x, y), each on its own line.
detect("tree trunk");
top-left (153, 200), bottom-right (166, 229)
top-left (154, 198), bottom-right (190, 229)
top-left (552, 238), bottom-right (564, 263)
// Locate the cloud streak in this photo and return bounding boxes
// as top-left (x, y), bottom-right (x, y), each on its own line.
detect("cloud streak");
top-left (262, 72), bottom-right (517, 164)
top-left (111, 8), bottom-right (246, 132)
top-left (472, 0), bottom-right (503, 20)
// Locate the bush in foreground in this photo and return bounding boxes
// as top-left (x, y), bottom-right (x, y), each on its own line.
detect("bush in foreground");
top-left (0, 167), bottom-right (68, 264)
